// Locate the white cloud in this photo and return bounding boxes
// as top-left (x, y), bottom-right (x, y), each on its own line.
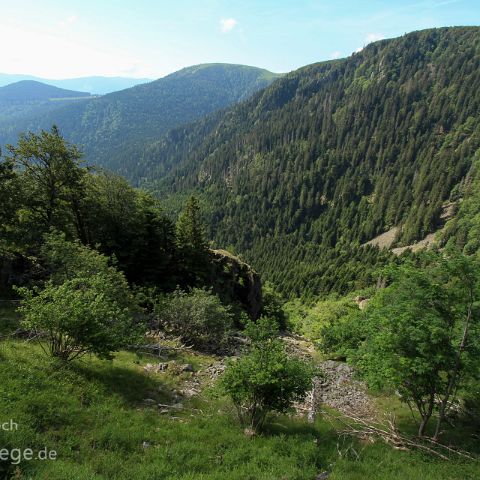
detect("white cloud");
top-left (365, 32), bottom-right (384, 44)
top-left (220, 18), bottom-right (237, 33)
top-left (330, 51), bottom-right (342, 60)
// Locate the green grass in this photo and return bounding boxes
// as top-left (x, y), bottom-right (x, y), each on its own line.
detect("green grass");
top-left (0, 332), bottom-right (479, 479)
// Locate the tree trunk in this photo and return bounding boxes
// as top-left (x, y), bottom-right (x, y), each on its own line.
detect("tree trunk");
top-left (416, 388), bottom-right (435, 437)
top-left (418, 415), bottom-right (431, 436)
top-left (433, 289), bottom-right (473, 440)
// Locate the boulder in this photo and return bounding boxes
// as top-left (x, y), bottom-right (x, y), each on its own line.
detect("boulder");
top-left (354, 296), bottom-right (369, 310)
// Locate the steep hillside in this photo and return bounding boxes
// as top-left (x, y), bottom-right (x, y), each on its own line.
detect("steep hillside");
top-left (0, 64), bottom-right (280, 177)
top-left (137, 27), bottom-right (480, 297)
top-left (441, 148), bottom-right (480, 254)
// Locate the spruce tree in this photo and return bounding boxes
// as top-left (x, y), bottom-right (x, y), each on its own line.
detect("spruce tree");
top-left (176, 195), bottom-right (209, 285)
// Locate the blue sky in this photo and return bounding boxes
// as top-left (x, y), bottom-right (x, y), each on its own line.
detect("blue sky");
top-left (1, 0), bottom-right (479, 79)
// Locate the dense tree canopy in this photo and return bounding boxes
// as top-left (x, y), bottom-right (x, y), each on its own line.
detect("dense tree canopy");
top-left (0, 128), bottom-right (262, 316)
top-left (135, 27), bottom-right (480, 298)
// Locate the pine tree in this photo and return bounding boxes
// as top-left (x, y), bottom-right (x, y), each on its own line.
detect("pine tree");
top-left (176, 195), bottom-right (209, 286)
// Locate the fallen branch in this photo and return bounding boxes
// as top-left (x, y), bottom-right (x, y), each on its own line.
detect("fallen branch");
top-left (321, 410), bottom-right (477, 461)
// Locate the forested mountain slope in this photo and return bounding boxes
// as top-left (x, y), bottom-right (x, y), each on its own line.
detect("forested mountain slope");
top-left (0, 64), bottom-right (280, 177)
top-left (441, 148), bottom-right (480, 254)
top-left (0, 81), bottom-right (93, 145)
top-left (138, 27), bottom-right (480, 297)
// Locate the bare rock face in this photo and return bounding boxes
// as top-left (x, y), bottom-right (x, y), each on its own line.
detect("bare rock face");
top-left (209, 249), bottom-right (262, 319)
top-left (354, 296), bottom-right (370, 310)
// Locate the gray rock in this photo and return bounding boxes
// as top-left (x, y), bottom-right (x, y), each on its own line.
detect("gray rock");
top-left (296, 360), bottom-right (375, 420)
top-left (156, 362), bottom-right (169, 372)
top-left (143, 363), bottom-right (154, 372)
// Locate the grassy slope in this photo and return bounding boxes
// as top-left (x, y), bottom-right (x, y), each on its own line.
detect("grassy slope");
top-left (0, 309), bottom-right (479, 479)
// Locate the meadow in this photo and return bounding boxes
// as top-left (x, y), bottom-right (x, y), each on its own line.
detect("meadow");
top-left (1, 306), bottom-right (479, 480)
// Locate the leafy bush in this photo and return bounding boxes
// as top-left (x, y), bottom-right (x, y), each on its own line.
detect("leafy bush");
top-left (40, 231), bottom-right (118, 283)
top-left (319, 308), bottom-right (367, 358)
top-left (154, 288), bottom-right (233, 351)
top-left (285, 294), bottom-right (366, 352)
top-left (16, 234), bottom-right (141, 361)
top-left (220, 317), bottom-right (314, 433)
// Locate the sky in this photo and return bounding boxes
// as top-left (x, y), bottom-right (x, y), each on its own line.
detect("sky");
top-left (1, 0), bottom-right (479, 79)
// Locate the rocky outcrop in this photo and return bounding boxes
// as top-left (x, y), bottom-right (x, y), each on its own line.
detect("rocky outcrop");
top-left (364, 202), bottom-right (457, 256)
top-left (354, 296), bottom-right (370, 310)
top-left (283, 334), bottom-right (375, 421)
top-left (286, 331), bottom-right (376, 422)
top-left (363, 226), bottom-right (400, 249)
top-left (209, 249), bottom-right (262, 319)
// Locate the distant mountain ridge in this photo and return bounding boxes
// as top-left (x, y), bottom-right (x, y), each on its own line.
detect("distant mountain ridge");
top-left (0, 63), bottom-right (281, 177)
top-left (0, 80), bottom-right (94, 141)
top-left (0, 81), bottom-right (91, 102)
top-left (0, 74), bottom-right (151, 95)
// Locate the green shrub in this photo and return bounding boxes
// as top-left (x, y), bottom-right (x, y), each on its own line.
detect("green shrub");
top-left (16, 234), bottom-right (141, 361)
top-left (284, 295), bottom-right (367, 359)
top-left (154, 288), bottom-right (233, 351)
top-left (259, 283), bottom-right (287, 329)
top-left (319, 308), bottom-right (367, 358)
top-left (220, 317), bottom-right (314, 433)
